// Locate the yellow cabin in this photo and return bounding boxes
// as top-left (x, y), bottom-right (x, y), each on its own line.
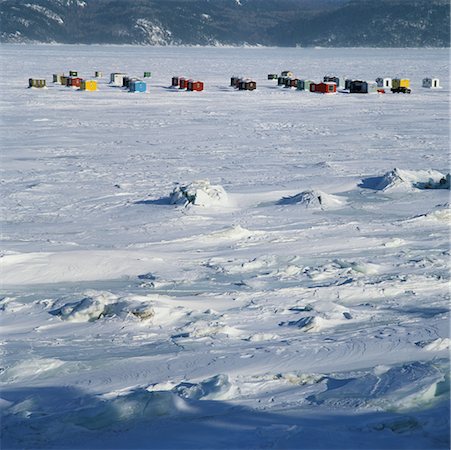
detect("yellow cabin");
top-left (80, 80), bottom-right (97, 91)
top-left (392, 78), bottom-right (410, 89)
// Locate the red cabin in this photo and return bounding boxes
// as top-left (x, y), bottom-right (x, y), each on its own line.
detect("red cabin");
top-left (66, 77), bottom-right (83, 88)
top-left (187, 80), bottom-right (204, 92)
top-left (179, 78), bottom-right (188, 89)
top-left (310, 82), bottom-right (336, 94)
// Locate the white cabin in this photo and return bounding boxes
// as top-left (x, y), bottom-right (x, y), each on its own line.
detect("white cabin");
top-left (110, 73), bottom-right (127, 86)
top-left (376, 77), bottom-right (392, 89)
top-left (422, 78), bottom-right (440, 89)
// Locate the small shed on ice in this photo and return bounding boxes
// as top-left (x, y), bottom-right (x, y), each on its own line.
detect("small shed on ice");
top-left (179, 77), bottom-right (188, 89)
top-left (323, 76), bottom-right (340, 86)
top-left (231, 76), bottom-right (241, 87)
top-left (67, 77), bottom-right (83, 88)
top-left (187, 80), bottom-right (204, 92)
top-left (392, 78), bottom-right (410, 89)
top-left (172, 76), bottom-right (180, 87)
top-left (349, 80), bottom-right (377, 94)
top-left (303, 80), bottom-right (314, 91)
top-left (144, 72), bottom-right (152, 78)
top-left (110, 73), bottom-right (127, 86)
top-left (122, 76), bottom-right (133, 88)
top-left (238, 79), bottom-right (257, 91)
top-left (284, 78), bottom-right (299, 88)
top-left (80, 80), bottom-right (97, 91)
top-left (53, 74), bottom-right (64, 84)
top-left (296, 79), bottom-right (305, 90)
top-left (29, 78), bottom-right (46, 88)
top-left (267, 74), bottom-right (278, 80)
top-left (376, 77), bottom-right (392, 88)
top-left (422, 78), bottom-right (440, 88)
top-left (278, 76), bottom-right (288, 86)
top-left (129, 80), bottom-right (146, 92)
top-left (311, 82), bottom-right (337, 94)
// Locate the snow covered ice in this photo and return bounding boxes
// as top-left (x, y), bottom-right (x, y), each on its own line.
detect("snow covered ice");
top-left (0, 45), bottom-right (450, 449)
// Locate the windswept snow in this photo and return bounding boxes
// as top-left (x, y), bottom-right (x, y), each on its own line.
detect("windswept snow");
top-left (0, 45), bottom-right (449, 449)
top-left (361, 168), bottom-right (449, 191)
top-left (277, 189), bottom-right (346, 209)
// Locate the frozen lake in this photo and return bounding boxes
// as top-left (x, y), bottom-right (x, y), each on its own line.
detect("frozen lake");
top-left (0, 45), bottom-right (449, 449)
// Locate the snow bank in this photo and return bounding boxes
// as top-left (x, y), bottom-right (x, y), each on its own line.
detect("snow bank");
top-left (170, 180), bottom-right (228, 207)
top-left (172, 374), bottom-right (235, 401)
top-left (277, 190), bottom-right (345, 209)
top-left (408, 203), bottom-right (451, 223)
top-left (361, 168), bottom-right (449, 191)
top-left (71, 390), bottom-right (193, 431)
top-left (202, 225), bottom-right (262, 241)
top-left (307, 361), bottom-right (447, 410)
top-left (51, 292), bottom-right (155, 322)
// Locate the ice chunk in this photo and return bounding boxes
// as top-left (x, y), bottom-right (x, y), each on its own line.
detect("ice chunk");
top-left (169, 180), bottom-right (228, 207)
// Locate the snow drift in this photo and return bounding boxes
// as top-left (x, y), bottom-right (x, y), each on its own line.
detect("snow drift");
top-left (277, 190), bottom-right (346, 209)
top-left (361, 168), bottom-right (450, 191)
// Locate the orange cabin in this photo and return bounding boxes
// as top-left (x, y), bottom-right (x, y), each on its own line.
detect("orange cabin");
top-left (187, 80), bottom-right (204, 92)
top-left (67, 77), bottom-right (83, 88)
top-left (310, 82), bottom-right (336, 94)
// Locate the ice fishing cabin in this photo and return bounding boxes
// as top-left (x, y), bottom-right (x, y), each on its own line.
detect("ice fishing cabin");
top-left (53, 74), bottom-right (64, 84)
top-left (296, 80), bottom-right (305, 90)
top-left (187, 80), bottom-right (204, 92)
top-left (231, 76), bottom-right (241, 87)
top-left (28, 78), bottom-right (46, 88)
top-left (392, 79), bottom-right (410, 89)
top-left (376, 77), bottom-right (392, 89)
top-left (278, 76), bottom-right (288, 86)
top-left (172, 76), bottom-right (180, 87)
top-left (323, 76), bottom-right (340, 87)
top-left (110, 73), bottom-right (127, 86)
top-left (284, 78), bottom-right (299, 88)
top-left (422, 78), bottom-right (440, 88)
top-left (267, 74), bottom-right (278, 80)
top-left (144, 72), bottom-right (152, 78)
top-left (80, 80), bottom-right (97, 91)
top-left (303, 80), bottom-right (314, 91)
top-left (349, 80), bottom-right (377, 94)
top-left (129, 80), bottom-right (146, 92)
top-left (310, 82), bottom-right (337, 94)
top-left (238, 79), bottom-right (257, 91)
top-left (179, 78), bottom-right (188, 89)
top-left (67, 77), bottom-right (83, 88)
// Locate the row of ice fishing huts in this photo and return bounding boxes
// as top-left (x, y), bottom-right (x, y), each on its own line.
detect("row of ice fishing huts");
top-left (29, 70), bottom-right (154, 92)
top-left (266, 71), bottom-right (441, 93)
top-left (28, 70), bottom-right (207, 93)
top-left (28, 69), bottom-right (441, 94)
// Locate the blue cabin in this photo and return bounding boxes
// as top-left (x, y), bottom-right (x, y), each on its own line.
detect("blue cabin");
top-left (130, 80), bottom-right (146, 92)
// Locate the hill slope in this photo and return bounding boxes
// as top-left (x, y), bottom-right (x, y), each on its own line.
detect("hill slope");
top-left (0, 0), bottom-right (449, 46)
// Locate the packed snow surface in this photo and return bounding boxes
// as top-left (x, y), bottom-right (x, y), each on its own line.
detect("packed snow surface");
top-left (0, 45), bottom-right (449, 449)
